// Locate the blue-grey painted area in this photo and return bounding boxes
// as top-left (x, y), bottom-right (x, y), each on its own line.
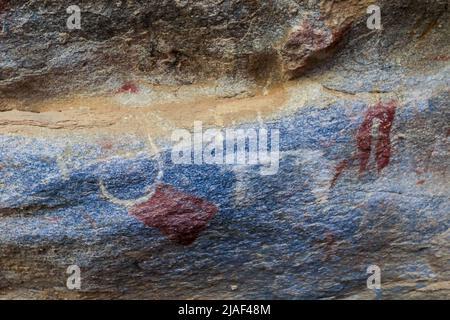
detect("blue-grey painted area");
top-left (0, 89), bottom-right (448, 299)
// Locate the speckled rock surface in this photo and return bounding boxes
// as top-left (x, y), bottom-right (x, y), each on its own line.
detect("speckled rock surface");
top-left (0, 0), bottom-right (449, 299)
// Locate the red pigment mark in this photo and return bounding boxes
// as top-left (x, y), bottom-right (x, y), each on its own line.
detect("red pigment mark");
top-left (446, 129), bottom-right (450, 137)
top-left (356, 101), bottom-right (397, 173)
top-left (130, 184), bottom-right (218, 245)
top-left (416, 180), bottom-right (426, 185)
top-left (432, 55), bottom-right (450, 62)
top-left (100, 139), bottom-right (113, 151)
top-left (117, 82), bottom-right (139, 94)
top-left (330, 159), bottom-right (349, 188)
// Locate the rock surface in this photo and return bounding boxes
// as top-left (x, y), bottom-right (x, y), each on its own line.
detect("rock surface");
top-left (0, 0), bottom-right (449, 299)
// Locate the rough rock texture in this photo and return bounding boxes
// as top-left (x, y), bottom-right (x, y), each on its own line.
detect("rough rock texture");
top-left (0, 0), bottom-right (449, 299)
top-left (281, 16), bottom-right (351, 78)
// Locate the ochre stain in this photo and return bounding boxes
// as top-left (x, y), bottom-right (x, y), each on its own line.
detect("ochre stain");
top-left (418, 13), bottom-right (443, 40)
top-left (117, 82), bottom-right (139, 94)
top-left (416, 180), bottom-right (426, 185)
top-left (331, 159), bottom-right (349, 188)
top-left (0, 83), bottom-right (288, 138)
top-left (130, 184), bottom-right (218, 245)
top-left (356, 101), bottom-right (397, 173)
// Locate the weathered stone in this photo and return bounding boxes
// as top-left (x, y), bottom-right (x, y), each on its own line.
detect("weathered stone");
top-left (281, 18), bottom-right (351, 79)
top-left (0, 0), bottom-right (448, 300)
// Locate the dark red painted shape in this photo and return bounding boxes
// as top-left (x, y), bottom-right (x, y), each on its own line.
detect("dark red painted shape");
top-left (356, 101), bottom-right (397, 173)
top-left (331, 159), bottom-right (349, 187)
top-left (130, 184), bottom-right (218, 245)
top-left (117, 82), bottom-right (139, 94)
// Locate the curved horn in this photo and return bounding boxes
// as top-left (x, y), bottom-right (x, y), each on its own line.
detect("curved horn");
top-left (99, 129), bottom-right (165, 208)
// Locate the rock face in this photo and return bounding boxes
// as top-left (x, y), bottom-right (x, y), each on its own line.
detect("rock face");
top-left (0, 0), bottom-right (449, 299)
top-left (281, 17), bottom-right (351, 79)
